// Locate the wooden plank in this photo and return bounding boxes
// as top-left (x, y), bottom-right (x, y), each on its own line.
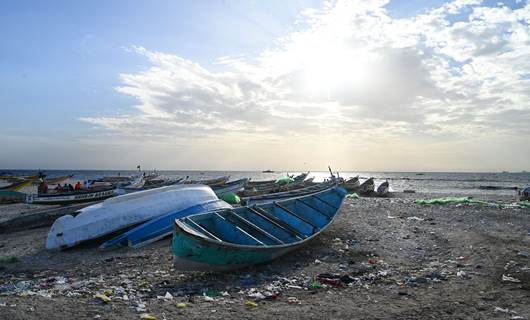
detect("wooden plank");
top-left (224, 210), bottom-right (284, 245)
top-left (313, 194), bottom-right (339, 210)
top-left (249, 206), bottom-right (305, 240)
top-left (295, 198), bottom-right (332, 220)
top-left (212, 212), bottom-right (265, 246)
top-left (184, 217), bottom-right (223, 242)
top-left (273, 202), bottom-right (318, 231)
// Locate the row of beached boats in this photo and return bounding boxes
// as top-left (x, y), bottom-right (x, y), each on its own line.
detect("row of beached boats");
top-left (0, 171), bottom-right (390, 270)
top-left (12, 172), bottom-right (313, 205)
top-left (41, 172), bottom-right (381, 270)
top-left (339, 176), bottom-right (389, 197)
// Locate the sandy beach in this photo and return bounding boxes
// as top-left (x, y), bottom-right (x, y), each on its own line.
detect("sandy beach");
top-left (0, 191), bottom-right (528, 320)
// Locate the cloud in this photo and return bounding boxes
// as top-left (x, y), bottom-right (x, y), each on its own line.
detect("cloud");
top-left (81, 0), bottom-right (530, 154)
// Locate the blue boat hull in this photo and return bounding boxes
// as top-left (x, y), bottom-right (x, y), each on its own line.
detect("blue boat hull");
top-left (100, 199), bottom-right (231, 249)
top-left (172, 186), bottom-right (347, 271)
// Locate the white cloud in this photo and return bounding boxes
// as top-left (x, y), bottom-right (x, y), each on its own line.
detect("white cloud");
top-left (81, 0), bottom-right (530, 170)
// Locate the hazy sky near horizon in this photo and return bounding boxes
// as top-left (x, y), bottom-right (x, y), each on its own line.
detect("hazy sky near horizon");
top-left (1, 0), bottom-right (529, 172)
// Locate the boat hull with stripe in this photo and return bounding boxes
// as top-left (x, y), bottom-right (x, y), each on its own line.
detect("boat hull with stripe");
top-left (46, 184), bottom-right (219, 250)
top-left (99, 199), bottom-right (232, 250)
top-left (27, 187), bottom-right (116, 205)
top-left (242, 181), bottom-right (335, 205)
top-left (171, 186), bottom-right (347, 271)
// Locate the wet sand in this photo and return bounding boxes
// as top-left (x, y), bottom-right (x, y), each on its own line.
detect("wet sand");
top-left (1, 192), bottom-right (529, 319)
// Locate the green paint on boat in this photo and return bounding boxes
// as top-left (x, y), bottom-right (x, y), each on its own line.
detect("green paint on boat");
top-left (172, 231), bottom-right (273, 267)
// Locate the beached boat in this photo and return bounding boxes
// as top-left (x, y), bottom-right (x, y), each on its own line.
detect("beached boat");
top-left (46, 184), bottom-right (220, 250)
top-left (115, 177), bottom-right (185, 195)
top-left (212, 178), bottom-right (248, 197)
top-left (0, 179), bottom-right (34, 191)
top-left (0, 190), bottom-right (27, 204)
top-left (172, 186), bottom-right (347, 271)
top-left (27, 187), bottom-right (116, 205)
top-left (242, 181), bottom-right (336, 205)
top-left (246, 172), bottom-right (309, 188)
top-left (358, 178), bottom-right (375, 195)
top-left (41, 174), bottom-right (74, 185)
top-left (99, 199), bottom-right (232, 250)
top-left (239, 178), bottom-right (314, 197)
top-left (99, 176), bottom-right (132, 183)
top-left (183, 176), bottom-right (230, 186)
top-left (376, 180), bottom-right (389, 197)
top-left (340, 176), bottom-right (360, 192)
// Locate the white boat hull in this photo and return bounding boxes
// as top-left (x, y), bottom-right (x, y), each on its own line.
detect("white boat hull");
top-left (46, 184), bottom-right (218, 250)
top-left (27, 189), bottom-right (116, 205)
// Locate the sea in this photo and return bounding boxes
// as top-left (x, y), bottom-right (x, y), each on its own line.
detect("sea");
top-left (1, 169), bottom-right (529, 196)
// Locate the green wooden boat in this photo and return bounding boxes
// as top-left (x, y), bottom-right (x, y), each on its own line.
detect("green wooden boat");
top-left (171, 186), bottom-right (347, 271)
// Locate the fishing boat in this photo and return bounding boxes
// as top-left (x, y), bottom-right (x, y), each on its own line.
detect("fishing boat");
top-left (40, 174), bottom-right (74, 185)
top-left (340, 176), bottom-right (360, 192)
top-left (183, 176), bottom-right (230, 186)
top-left (239, 178), bottom-right (314, 197)
top-left (242, 181), bottom-right (336, 205)
top-left (99, 175), bottom-right (132, 183)
top-left (46, 184), bottom-right (220, 250)
top-left (358, 178), bottom-right (375, 195)
top-left (172, 186), bottom-right (347, 271)
top-left (262, 170), bottom-right (274, 173)
top-left (211, 178), bottom-right (248, 197)
top-left (0, 190), bottom-right (27, 204)
top-left (27, 186), bottom-right (116, 205)
top-left (0, 179), bottom-right (34, 191)
top-left (376, 180), bottom-right (390, 197)
top-left (246, 172), bottom-right (308, 188)
top-left (99, 199), bottom-right (232, 249)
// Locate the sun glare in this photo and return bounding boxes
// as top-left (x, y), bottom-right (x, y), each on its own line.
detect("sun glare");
top-left (300, 44), bottom-right (373, 99)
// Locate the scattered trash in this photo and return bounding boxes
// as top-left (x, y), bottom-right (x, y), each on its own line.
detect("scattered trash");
top-left (244, 300), bottom-right (258, 308)
top-left (201, 289), bottom-right (220, 297)
top-left (308, 280), bottom-right (323, 290)
top-left (287, 297), bottom-right (300, 305)
top-left (157, 292), bottom-right (173, 300)
top-left (345, 193), bottom-right (360, 199)
top-left (176, 302), bottom-right (186, 308)
top-left (403, 190), bottom-right (416, 193)
top-left (316, 274), bottom-right (342, 287)
top-left (203, 295), bottom-right (215, 302)
top-left (140, 314), bottom-right (157, 320)
top-left (407, 216), bottom-right (424, 221)
top-left (456, 271), bottom-right (468, 278)
top-left (502, 275), bottom-right (521, 283)
top-left (517, 251), bottom-right (528, 258)
top-left (136, 303), bottom-right (147, 312)
top-left (368, 258), bottom-right (377, 265)
top-left (248, 292), bottom-right (265, 301)
top-left (494, 306), bottom-right (511, 313)
top-left (94, 293), bottom-right (111, 303)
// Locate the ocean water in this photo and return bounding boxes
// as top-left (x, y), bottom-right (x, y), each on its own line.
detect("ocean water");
top-left (1, 169), bottom-right (529, 196)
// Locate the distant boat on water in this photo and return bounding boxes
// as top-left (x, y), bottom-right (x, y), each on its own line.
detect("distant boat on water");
top-left (502, 171), bottom-right (509, 173)
top-left (262, 170), bottom-right (275, 173)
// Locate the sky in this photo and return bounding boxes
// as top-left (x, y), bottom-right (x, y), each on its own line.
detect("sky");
top-left (1, 0), bottom-right (529, 172)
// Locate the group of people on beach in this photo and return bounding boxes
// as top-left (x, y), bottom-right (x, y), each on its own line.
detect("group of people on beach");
top-left (38, 181), bottom-right (82, 194)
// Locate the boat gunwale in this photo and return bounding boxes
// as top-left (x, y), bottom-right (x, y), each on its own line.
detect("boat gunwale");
top-left (173, 186), bottom-right (346, 252)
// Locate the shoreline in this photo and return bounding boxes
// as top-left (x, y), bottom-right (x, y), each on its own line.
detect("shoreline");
top-left (1, 191), bottom-right (529, 319)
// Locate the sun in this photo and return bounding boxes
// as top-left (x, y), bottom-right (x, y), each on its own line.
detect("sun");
top-left (300, 43), bottom-right (373, 99)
